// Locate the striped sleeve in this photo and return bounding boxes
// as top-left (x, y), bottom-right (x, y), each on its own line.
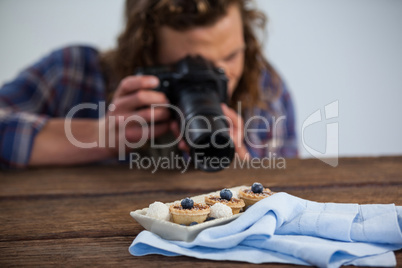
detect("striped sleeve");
top-left (0, 51), bottom-right (54, 169)
top-left (0, 109), bottom-right (48, 168)
top-left (0, 45), bottom-right (104, 169)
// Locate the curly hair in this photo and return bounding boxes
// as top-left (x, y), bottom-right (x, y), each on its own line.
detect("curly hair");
top-left (100, 0), bottom-right (282, 113)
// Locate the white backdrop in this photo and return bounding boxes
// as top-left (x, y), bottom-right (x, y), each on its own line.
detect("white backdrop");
top-left (1, 0), bottom-right (401, 159)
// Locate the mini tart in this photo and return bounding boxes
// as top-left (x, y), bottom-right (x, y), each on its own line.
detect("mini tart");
top-left (169, 203), bottom-right (210, 225)
top-left (204, 195), bottom-right (245, 214)
top-left (239, 186), bottom-right (274, 207)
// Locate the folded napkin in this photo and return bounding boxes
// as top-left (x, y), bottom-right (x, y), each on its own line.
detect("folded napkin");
top-left (129, 193), bottom-right (402, 268)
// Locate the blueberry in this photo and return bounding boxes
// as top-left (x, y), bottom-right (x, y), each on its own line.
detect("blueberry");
top-left (220, 189), bottom-right (232, 201)
top-left (181, 197), bottom-right (194, 209)
top-left (206, 217), bottom-right (216, 221)
top-left (251, 182), bottom-right (264, 193)
top-left (189, 221), bottom-right (198, 226)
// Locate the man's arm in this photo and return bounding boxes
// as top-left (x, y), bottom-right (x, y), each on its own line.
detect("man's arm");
top-left (29, 119), bottom-right (113, 166)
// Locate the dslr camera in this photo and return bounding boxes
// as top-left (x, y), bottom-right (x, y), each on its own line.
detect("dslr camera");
top-left (136, 55), bottom-right (235, 172)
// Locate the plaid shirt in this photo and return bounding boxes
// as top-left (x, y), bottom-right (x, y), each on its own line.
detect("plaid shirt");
top-left (244, 74), bottom-right (298, 159)
top-left (0, 45), bottom-right (297, 169)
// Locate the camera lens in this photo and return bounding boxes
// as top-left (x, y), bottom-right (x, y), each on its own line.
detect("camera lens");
top-left (178, 89), bottom-right (235, 172)
top-left (189, 118), bottom-right (235, 172)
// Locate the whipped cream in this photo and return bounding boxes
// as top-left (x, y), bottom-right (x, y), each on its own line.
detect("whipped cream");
top-left (209, 203), bottom-right (233, 218)
top-left (146, 201), bottom-right (170, 221)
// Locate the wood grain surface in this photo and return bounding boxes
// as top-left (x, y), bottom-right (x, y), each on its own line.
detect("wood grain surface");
top-left (0, 156), bottom-right (401, 267)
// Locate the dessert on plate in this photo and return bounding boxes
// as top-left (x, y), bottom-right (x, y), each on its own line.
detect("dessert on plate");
top-left (205, 188), bottom-right (245, 214)
top-left (209, 203), bottom-right (233, 219)
top-left (239, 182), bottom-right (274, 206)
top-left (146, 201), bottom-right (170, 221)
top-left (169, 197), bottom-right (210, 225)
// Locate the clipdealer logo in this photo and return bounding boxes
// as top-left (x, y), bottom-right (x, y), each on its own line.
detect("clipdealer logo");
top-left (63, 101), bottom-right (287, 171)
top-left (63, 100), bottom-right (340, 169)
top-left (301, 100), bottom-right (339, 167)
top-left (128, 151), bottom-right (285, 173)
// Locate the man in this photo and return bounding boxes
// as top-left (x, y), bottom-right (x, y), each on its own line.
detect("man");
top-left (0, 0), bottom-right (297, 169)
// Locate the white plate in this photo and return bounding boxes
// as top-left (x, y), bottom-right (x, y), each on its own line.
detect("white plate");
top-left (130, 186), bottom-right (246, 242)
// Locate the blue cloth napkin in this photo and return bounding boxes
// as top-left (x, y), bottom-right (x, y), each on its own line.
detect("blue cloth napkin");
top-left (129, 193), bottom-right (402, 268)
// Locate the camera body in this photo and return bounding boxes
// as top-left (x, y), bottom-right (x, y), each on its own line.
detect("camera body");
top-left (135, 55), bottom-right (235, 172)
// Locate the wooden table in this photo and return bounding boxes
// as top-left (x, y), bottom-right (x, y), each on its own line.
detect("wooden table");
top-left (0, 156), bottom-right (401, 267)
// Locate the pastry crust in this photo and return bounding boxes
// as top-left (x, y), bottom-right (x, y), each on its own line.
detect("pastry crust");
top-left (169, 203), bottom-right (210, 225)
top-left (204, 195), bottom-right (245, 214)
top-left (238, 186), bottom-right (274, 207)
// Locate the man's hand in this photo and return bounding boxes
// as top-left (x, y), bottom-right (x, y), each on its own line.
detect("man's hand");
top-left (221, 103), bottom-right (249, 160)
top-left (102, 75), bottom-right (171, 155)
